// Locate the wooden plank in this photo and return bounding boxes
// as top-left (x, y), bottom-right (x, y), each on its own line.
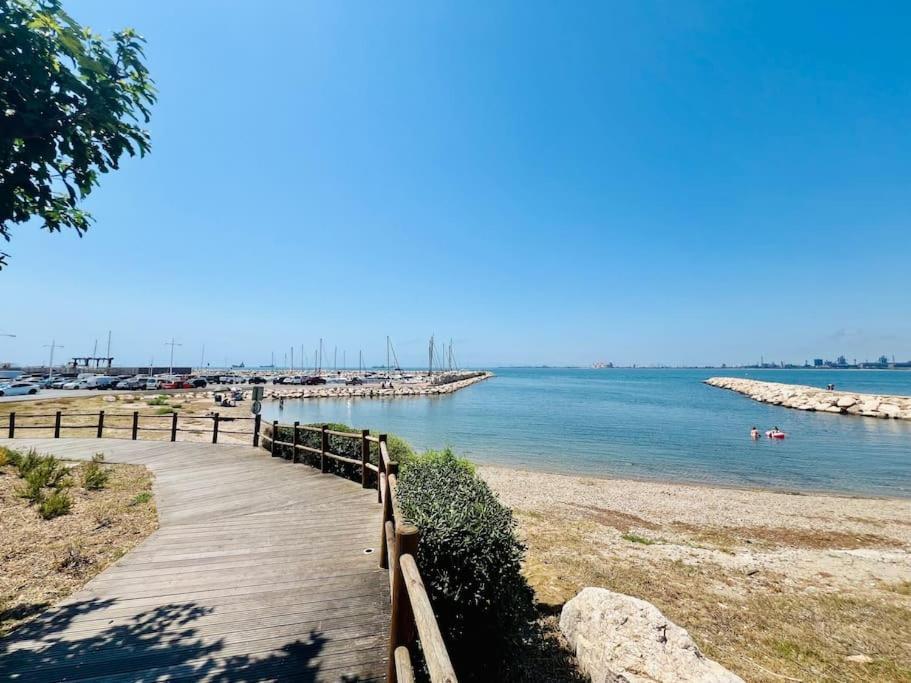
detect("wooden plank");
top-left (0, 437), bottom-right (390, 681)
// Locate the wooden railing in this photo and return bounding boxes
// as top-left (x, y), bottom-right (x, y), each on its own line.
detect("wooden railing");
top-left (261, 422), bottom-right (457, 682)
top-left (1, 410), bottom-right (262, 445)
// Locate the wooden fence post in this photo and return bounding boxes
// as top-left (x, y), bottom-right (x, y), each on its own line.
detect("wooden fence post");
top-left (212, 413), bottom-right (220, 444)
top-left (379, 466), bottom-right (392, 569)
top-left (387, 524), bottom-right (420, 683)
top-left (7, 412), bottom-right (14, 438)
top-left (320, 424), bottom-right (329, 472)
top-left (253, 413), bottom-right (262, 447)
top-left (132, 411), bottom-right (139, 440)
top-left (54, 411), bottom-right (62, 438)
top-left (378, 434), bottom-right (388, 502)
top-left (96, 410), bottom-right (105, 438)
top-left (170, 412), bottom-right (178, 442)
top-left (271, 421), bottom-right (278, 456)
top-left (361, 429), bottom-right (370, 488)
top-left (292, 421), bottom-right (300, 463)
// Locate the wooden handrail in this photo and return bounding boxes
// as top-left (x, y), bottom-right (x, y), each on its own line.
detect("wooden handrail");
top-left (400, 554), bottom-right (457, 682)
top-left (256, 419), bottom-right (458, 682)
top-left (1, 408), bottom-right (260, 446)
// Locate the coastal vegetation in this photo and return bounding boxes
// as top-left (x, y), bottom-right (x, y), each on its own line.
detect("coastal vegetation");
top-left (397, 449), bottom-right (536, 680)
top-left (0, 0), bottom-right (155, 268)
top-left (0, 445), bottom-right (157, 636)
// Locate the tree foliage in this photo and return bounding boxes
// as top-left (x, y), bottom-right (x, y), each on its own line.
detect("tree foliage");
top-left (0, 0), bottom-right (155, 267)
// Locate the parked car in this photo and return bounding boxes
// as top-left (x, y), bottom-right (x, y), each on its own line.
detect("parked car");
top-left (0, 382), bottom-right (39, 396)
top-left (272, 376), bottom-right (287, 384)
top-left (62, 379), bottom-right (91, 390)
top-left (345, 377), bottom-right (364, 385)
top-left (189, 377), bottom-right (208, 388)
top-left (146, 378), bottom-right (166, 390)
top-left (304, 376), bottom-right (327, 385)
top-left (86, 376), bottom-right (118, 390)
top-left (248, 376), bottom-right (266, 384)
top-left (49, 377), bottom-right (72, 389)
top-left (161, 380), bottom-right (193, 389)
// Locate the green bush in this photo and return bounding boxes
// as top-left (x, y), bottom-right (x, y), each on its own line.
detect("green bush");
top-left (12, 448), bottom-right (42, 478)
top-left (14, 452), bottom-right (72, 516)
top-left (270, 422), bottom-right (416, 485)
top-left (0, 445), bottom-right (14, 468)
top-left (155, 406), bottom-right (174, 415)
top-left (39, 489), bottom-right (72, 519)
top-left (18, 454), bottom-right (70, 501)
top-left (396, 449), bottom-right (535, 680)
top-left (146, 395), bottom-right (169, 406)
top-left (81, 453), bottom-right (110, 490)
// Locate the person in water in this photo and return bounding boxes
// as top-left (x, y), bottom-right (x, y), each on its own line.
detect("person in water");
top-left (750, 426), bottom-right (760, 439)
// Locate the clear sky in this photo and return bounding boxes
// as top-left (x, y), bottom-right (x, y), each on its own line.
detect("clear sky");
top-left (3, 1), bottom-right (910, 368)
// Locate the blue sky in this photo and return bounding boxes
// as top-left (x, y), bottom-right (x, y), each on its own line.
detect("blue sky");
top-left (3, 1), bottom-right (910, 368)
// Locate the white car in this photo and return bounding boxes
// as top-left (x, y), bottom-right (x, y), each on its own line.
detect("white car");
top-left (62, 379), bottom-right (90, 390)
top-left (0, 382), bottom-right (40, 397)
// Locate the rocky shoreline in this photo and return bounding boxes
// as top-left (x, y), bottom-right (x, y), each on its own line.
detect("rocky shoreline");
top-left (705, 376), bottom-right (911, 420)
top-left (263, 370), bottom-right (493, 401)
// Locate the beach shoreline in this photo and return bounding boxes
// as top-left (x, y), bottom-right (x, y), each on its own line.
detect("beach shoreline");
top-left (479, 463), bottom-right (911, 681)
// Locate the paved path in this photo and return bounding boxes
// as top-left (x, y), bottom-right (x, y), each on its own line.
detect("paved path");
top-left (0, 438), bottom-right (389, 681)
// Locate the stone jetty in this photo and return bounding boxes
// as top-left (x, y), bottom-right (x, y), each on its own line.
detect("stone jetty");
top-left (264, 370), bottom-right (493, 401)
top-left (705, 377), bottom-right (911, 420)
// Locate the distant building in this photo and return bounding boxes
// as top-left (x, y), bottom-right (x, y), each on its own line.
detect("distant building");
top-left (813, 358), bottom-right (824, 367)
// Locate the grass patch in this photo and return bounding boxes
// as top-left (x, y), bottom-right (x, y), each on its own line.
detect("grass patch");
top-left (38, 489), bottom-right (72, 519)
top-left (514, 508), bottom-right (911, 682)
top-left (621, 532), bottom-right (656, 545)
top-left (81, 453), bottom-right (110, 491)
top-left (154, 406), bottom-right (174, 415)
top-left (145, 395), bottom-right (170, 406)
top-left (1, 453), bottom-right (157, 636)
top-left (129, 491), bottom-right (152, 506)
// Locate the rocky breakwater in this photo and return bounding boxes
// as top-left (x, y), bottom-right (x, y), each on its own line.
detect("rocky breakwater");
top-left (265, 371), bottom-right (493, 401)
top-left (705, 377), bottom-right (911, 420)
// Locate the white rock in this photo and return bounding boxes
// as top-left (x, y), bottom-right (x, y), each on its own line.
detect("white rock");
top-left (879, 403), bottom-right (901, 418)
top-left (836, 396), bottom-right (857, 408)
top-left (560, 587), bottom-right (744, 683)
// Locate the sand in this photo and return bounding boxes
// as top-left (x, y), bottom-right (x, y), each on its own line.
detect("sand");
top-left (480, 465), bottom-right (911, 681)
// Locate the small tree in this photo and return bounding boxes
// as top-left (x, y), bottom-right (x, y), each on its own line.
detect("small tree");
top-left (0, 0), bottom-right (155, 268)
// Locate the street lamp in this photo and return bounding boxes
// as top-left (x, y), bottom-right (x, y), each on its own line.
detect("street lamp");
top-left (164, 338), bottom-right (182, 376)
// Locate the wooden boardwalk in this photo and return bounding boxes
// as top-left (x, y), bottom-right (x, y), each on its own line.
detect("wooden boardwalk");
top-left (0, 438), bottom-right (389, 682)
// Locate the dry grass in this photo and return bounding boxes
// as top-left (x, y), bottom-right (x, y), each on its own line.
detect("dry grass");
top-left (0, 392), bottom-right (255, 444)
top-left (671, 521), bottom-right (904, 551)
top-left (0, 451), bottom-right (157, 636)
top-left (515, 508), bottom-right (911, 682)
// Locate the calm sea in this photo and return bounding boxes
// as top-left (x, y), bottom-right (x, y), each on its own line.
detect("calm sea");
top-left (263, 368), bottom-right (911, 497)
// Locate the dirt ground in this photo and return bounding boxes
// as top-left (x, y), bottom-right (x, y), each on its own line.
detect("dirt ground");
top-left (480, 466), bottom-right (911, 683)
top-left (0, 391), bottom-right (258, 445)
top-left (0, 449), bottom-right (157, 636)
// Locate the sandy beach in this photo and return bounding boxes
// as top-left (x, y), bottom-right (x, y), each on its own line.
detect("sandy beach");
top-left (480, 465), bottom-right (911, 682)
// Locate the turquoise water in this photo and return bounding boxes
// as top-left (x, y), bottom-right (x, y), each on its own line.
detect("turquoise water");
top-left (263, 368), bottom-right (911, 497)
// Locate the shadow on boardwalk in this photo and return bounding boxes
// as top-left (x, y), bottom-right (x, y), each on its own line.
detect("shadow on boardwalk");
top-left (0, 599), bottom-right (371, 682)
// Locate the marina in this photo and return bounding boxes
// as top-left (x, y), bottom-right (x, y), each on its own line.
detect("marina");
top-left (264, 367), bottom-right (911, 498)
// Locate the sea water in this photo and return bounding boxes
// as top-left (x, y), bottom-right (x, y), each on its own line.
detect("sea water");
top-left (263, 368), bottom-right (911, 497)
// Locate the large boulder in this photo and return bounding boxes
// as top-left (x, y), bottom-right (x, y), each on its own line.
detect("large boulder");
top-left (560, 588), bottom-right (743, 683)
